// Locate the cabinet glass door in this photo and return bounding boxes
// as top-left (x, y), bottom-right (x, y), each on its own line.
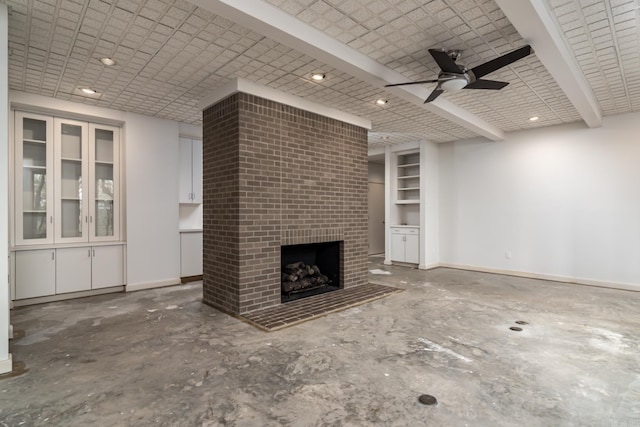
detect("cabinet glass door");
top-left (55, 119), bottom-right (89, 242)
top-left (15, 112), bottom-right (54, 244)
top-left (90, 124), bottom-right (119, 241)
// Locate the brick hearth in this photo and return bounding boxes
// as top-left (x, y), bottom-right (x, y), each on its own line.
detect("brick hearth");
top-left (202, 91), bottom-right (368, 315)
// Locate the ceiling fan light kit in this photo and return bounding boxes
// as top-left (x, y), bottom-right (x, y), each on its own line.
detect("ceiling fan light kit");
top-left (385, 45), bottom-right (533, 103)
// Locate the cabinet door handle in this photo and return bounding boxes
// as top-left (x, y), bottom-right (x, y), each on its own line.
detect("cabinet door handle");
top-left (50, 216), bottom-right (53, 224)
top-left (92, 249), bottom-right (96, 257)
top-left (85, 216), bottom-right (88, 223)
top-left (51, 251), bottom-right (55, 261)
top-left (88, 249), bottom-right (91, 257)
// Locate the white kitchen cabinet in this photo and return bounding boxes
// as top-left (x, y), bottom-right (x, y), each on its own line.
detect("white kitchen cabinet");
top-left (390, 226), bottom-right (419, 264)
top-left (179, 137), bottom-right (202, 204)
top-left (91, 245), bottom-right (124, 289)
top-left (14, 112), bottom-right (54, 245)
top-left (180, 231), bottom-right (203, 277)
top-left (16, 112), bottom-right (121, 245)
top-left (12, 111), bottom-right (124, 303)
top-left (14, 244), bottom-right (124, 300)
top-left (89, 124), bottom-right (121, 242)
top-left (15, 249), bottom-right (56, 299)
top-left (54, 118), bottom-right (89, 243)
top-left (56, 247), bottom-right (92, 294)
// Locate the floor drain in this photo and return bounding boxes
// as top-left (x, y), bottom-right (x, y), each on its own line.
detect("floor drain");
top-left (515, 321), bottom-right (528, 325)
top-left (510, 326), bottom-right (523, 332)
top-left (418, 394), bottom-right (438, 406)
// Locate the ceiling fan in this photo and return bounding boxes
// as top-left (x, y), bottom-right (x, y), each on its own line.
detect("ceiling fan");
top-left (385, 45), bottom-right (533, 103)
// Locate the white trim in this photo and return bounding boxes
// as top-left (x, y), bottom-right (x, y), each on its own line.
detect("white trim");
top-left (0, 354), bottom-right (12, 375)
top-left (10, 91), bottom-right (126, 126)
top-left (199, 78), bottom-right (372, 130)
top-left (0, 3), bottom-right (11, 376)
top-left (126, 278), bottom-right (181, 292)
top-left (12, 286), bottom-right (124, 307)
top-left (438, 263), bottom-right (640, 293)
top-left (419, 263), bottom-right (440, 270)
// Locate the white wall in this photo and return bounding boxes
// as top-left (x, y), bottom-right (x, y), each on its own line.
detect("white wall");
top-left (125, 113), bottom-right (180, 289)
top-left (439, 113), bottom-right (640, 290)
top-left (1, 3), bottom-right (12, 374)
top-left (420, 140), bottom-right (439, 268)
top-left (9, 91), bottom-right (184, 291)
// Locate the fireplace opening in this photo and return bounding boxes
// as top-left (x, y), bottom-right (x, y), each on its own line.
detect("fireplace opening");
top-left (281, 241), bottom-right (342, 303)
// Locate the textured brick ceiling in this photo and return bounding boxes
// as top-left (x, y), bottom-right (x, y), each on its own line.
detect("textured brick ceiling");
top-left (7, 0), bottom-right (640, 146)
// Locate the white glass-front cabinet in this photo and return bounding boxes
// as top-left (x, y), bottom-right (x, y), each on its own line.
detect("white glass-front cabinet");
top-left (12, 111), bottom-right (124, 302)
top-left (15, 112), bottom-right (54, 245)
top-left (16, 113), bottom-right (121, 245)
top-left (54, 118), bottom-right (89, 243)
top-left (90, 124), bottom-right (120, 241)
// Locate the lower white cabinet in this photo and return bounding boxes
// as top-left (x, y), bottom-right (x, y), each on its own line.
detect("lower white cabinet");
top-left (56, 247), bottom-right (92, 294)
top-left (13, 244), bottom-right (124, 300)
top-left (390, 226), bottom-right (419, 264)
top-left (92, 245), bottom-right (124, 289)
top-left (15, 249), bottom-right (56, 299)
top-left (180, 231), bottom-right (203, 277)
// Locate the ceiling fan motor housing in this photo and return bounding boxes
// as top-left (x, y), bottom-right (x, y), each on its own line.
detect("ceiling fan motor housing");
top-left (439, 70), bottom-right (475, 91)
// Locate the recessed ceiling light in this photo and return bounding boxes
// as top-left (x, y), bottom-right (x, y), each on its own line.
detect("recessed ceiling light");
top-left (99, 57), bottom-right (116, 66)
top-left (529, 116), bottom-right (539, 122)
top-left (376, 99), bottom-right (388, 106)
top-left (81, 88), bottom-right (97, 95)
top-left (311, 73), bottom-right (325, 81)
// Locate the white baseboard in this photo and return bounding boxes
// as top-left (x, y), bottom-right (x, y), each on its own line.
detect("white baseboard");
top-left (0, 354), bottom-right (12, 375)
top-left (8, 324), bottom-right (13, 340)
top-left (438, 263), bottom-right (640, 293)
top-left (419, 263), bottom-right (439, 270)
top-left (13, 286), bottom-right (124, 307)
top-left (126, 278), bottom-right (181, 292)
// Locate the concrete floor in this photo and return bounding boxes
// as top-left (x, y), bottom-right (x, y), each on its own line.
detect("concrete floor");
top-left (2, 259), bottom-right (640, 426)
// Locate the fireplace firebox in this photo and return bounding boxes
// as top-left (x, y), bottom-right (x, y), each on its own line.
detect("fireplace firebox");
top-left (281, 241), bottom-right (342, 303)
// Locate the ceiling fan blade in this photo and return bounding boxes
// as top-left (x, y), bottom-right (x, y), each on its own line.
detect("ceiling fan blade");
top-left (464, 79), bottom-right (509, 90)
top-left (428, 49), bottom-right (462, 74)
top-left (384, 79), bottom-right (441, 87)
top-left (470, 45), bottom-right (532, 79)
top-left (424, 88), bottom-right (444, 103)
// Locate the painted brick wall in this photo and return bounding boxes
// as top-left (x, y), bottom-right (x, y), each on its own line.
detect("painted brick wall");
top-left (203, 93), bottom-right (368, 314)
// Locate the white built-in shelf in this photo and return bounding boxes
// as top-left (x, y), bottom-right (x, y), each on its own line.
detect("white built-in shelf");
top-left (396, 152), bottom-right (420, 204)
top-left (397, 162), bottom-right (419, 168)
top-left (23, 165), bottom-right (46, 169)
top-left (61, 157), bottom-right (82, 162)
top-left (23, 138), bottom-right (46, 144)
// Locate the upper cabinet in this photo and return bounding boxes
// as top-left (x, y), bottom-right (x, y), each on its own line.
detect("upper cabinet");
top-left (15, 112), bottom-right (54, 245)
top-left (14, 111), bottom-right (121, 246)
top-left (179, 137), bottom-right (202, 204)
top-left (90, 124), bottom-right (120, 241)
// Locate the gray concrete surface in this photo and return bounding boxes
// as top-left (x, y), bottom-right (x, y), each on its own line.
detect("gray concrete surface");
top-left (2, 259), bottom-right (639, 426)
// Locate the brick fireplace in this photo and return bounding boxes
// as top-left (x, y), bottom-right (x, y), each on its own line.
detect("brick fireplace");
top-left (201, 80), bottom-right (370, 315)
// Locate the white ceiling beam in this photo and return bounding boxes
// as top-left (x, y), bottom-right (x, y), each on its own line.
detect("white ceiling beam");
top-left (186, 0), bottom-right (505, 141)
top-left (495, 0), bottom-right (602, 128)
